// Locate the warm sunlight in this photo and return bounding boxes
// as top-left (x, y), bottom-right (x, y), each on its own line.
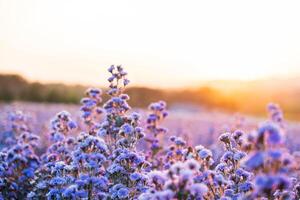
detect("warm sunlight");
top-left (1, 0), bottom-right (300, 87)
top-left (2, 1), bottom-right (300, 199)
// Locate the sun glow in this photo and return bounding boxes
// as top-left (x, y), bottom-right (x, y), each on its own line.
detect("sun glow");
top-left (1, 0), bottom-right (300, 88)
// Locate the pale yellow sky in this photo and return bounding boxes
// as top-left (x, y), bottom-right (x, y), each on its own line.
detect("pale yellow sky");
top-left (1, 0), bottom-right (300, 88)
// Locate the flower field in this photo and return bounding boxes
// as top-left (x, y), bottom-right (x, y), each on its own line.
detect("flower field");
top-left (1, 66), bottom-right (300, 200)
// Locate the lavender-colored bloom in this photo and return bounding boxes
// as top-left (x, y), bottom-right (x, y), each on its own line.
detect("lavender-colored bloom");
top-left (198, 148), bottom-right (212, 159)
top-left (233, 130), bottom-right (244, 139)
top-left (49, 177), bottom-right (66, 186)
top-left (219, 132), bottom-right (231, 144)
top-left (117, 187), bottom-right (129, 199)
top-left (174, 137), bottom-right (186, 146)
top-left (121, 124), bottom-right (134, 135)
top-left (244, 152), bottom-right (264, 170)
top-left (2, 67), bottom-right (300, 200)
top-left (233, 151), bottom-right (246, 161)
top-left (185, 159), bottom-right (200, 171)
top-left (255, 175), bottom-right (291, 195)
top-left (216, 163), bottom-right (227, 173)
top-left (36, 181), bottom-right (47, 189)
top-left (257, 122), bottom-right (283, 145)
top-left (62, 185), bottom-right (77, 198)
top-left (268, 150), bottom-right (282, 160)
top-left (67, 121), bottom-right (77, 129)
top-left (123, 79), bottom-right (130, 86)
top-left (148, 170), bottom-right (166, 186)
top-left (224, 189), bottom-right (234, 197)
top-left (239, 181), bottom-right (253, 193)
top-left (130, 172), bottom-right (142, 182)
top-left (267, 103), bottom-right (284, 125)
top-left (108, 65), bottom-right (115, 73)
top-left (190, 183), bottom-right (208, 197)
top-left (27, 191), bottom-right (36, 198)
top-left (22, 168), bottom-right (35, 178)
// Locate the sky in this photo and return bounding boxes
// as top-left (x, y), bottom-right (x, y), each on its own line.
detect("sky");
top-left (1, 0), bottom-right (300, 88)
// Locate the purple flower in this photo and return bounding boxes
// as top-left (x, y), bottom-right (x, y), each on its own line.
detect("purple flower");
top-left (130, 172), bottom-right (142, 181)
top-left (22, 168), bottom-right (34, 178)
top-left (117, 188), bottom-right (129, 199)
top-left (239, 181), bottom-right (253, 193)
top-left (198, 148), bottom-right (212, 159)
top-left (185, 159), bottom-right (200, 171)
top-left (190, 183), bottom-right (208, 197)
top-left (219, 132), bottom-right (231, 144)
top-left (49, 177), bottom-right (66, 186)
top-left (244, 152), bottom-right (264, 170)
top-left (258, 122), bottom-right (283, 145)
top-left (124, 79), bottom-right (130, 86)
top-left (121, 124), bottom-right (134, 135)
top-left (148, 170), bottom-right (166, 186)
top-left (268, 150), bottom-right (282, 160)
top-left (108, 65), bottom-right (115, 73)
top-left (67, 121), bottom-right (77, 129)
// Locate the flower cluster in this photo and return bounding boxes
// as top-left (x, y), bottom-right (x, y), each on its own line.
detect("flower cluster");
top-left (29, 65), bottom-right (148, 199)
top-left (80, 88), bottom-right (104, 134)
top-left (267, 103), bottom-right (284, 126)
top-left (145, 101), bottom-right (168, 169)
top-left (216, 131), bottom-right (253, 199)
top-left (27, 112), bottom-right (78, 199)
top-left (107, 65), bottom-right (130, 96)
top-left (1, 65), bottom-right (300, 200)
top-left (139, 159), bottom-right (208, 200)
top-left (242, 104), bottom-right (298, 199)
top-left (0, 111), bottom-right (40, 199)
top-left (0, 111), bottom-right (31, 149)
top-left (141, 134), bottom-right (215, 199)
top-left (146, 101), bottom-right (168, 138)
top-left (47, 111), bottom-right (77, 161)
top-left (101, 66), bottom-right (149, 199)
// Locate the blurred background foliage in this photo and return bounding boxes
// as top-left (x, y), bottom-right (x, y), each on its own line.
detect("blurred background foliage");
top-left (0, 73), bottom-right (299, 120)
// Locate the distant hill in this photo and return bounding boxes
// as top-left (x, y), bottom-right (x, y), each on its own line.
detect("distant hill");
top-left (0, 73), bottom-right (300, 120)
